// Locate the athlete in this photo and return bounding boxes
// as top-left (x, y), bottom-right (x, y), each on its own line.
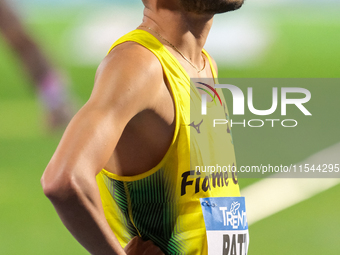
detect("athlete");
top-left (0, 0), bottom-right (74, 129)
top-left (41, 0), bottom-right (246, 254)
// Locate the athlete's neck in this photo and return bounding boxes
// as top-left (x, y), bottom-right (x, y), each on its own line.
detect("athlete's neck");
top-left (140, 4), bottom-right (214, 67)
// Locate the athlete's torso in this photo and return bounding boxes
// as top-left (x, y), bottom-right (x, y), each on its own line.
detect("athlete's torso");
top-left (96, 30), bottom-right (242, 255)
top-left (103, 37), bottom-right (215, 177)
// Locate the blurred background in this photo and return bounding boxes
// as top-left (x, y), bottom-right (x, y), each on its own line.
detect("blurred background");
top-left (0, 0), bottom-right (339, 254)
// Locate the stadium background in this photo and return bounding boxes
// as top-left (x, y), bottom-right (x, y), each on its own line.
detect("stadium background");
top-left (0, 0), bottom-right (339, 254)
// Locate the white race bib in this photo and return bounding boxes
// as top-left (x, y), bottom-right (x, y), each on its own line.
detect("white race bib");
top-left (200, 197), bottom-right (249, 255)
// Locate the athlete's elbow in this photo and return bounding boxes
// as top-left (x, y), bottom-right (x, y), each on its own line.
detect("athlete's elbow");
top-left (41, 166), bottom-right (78, 202)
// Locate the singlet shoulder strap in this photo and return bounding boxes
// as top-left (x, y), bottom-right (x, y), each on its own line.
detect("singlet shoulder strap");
top-left (108, 30), bottom-right (217, 80)
top-left (202, 49), bottom-right (218, 78)
top-left (108, 29), bottom-right (190, 83)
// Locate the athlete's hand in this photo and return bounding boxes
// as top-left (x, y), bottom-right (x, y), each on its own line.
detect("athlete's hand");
top-left (124, 236), bottom-right (165, 255)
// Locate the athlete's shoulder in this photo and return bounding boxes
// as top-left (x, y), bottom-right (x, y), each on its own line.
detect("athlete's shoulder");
top-left (90, 40), bottom-right (164, 115)
top-left (95, 41), bottom-right (163, 87)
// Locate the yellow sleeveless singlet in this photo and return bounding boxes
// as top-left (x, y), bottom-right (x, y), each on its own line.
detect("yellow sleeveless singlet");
top-left (96, 29), bottom-right (241, 255)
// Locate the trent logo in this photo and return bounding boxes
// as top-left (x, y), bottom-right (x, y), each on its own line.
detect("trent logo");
top-left (220, 202), bottom-right (247, 229)
top-left (230, 202), bottom-right (240, 215)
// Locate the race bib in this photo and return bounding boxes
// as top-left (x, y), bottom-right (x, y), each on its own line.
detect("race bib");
top-left (200, 197), bottom-right (249, 255)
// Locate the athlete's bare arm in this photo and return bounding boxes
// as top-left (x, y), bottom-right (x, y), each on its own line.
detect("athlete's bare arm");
top-left (41, 42), bottom-right (170, 255)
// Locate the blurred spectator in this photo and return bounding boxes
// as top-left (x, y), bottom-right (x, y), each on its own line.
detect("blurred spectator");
top-left (0, 0), bottom-right (74, 130)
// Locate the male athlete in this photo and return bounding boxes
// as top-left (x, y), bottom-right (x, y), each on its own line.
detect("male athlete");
top-left (41, 0), bottom-right (246, 254)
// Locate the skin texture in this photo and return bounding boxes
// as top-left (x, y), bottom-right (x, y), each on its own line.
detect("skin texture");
top-left (41, 0), bottom-right (241, 254)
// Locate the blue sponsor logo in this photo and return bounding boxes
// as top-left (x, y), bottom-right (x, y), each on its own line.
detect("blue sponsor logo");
top-left (200, 197), bottom-right (248, 231)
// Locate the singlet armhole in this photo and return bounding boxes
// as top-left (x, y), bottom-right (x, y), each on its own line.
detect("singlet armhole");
top-left (101, 39), bottom-right (181, 182)
top-left (202, 49), bottom-right (218, 83)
